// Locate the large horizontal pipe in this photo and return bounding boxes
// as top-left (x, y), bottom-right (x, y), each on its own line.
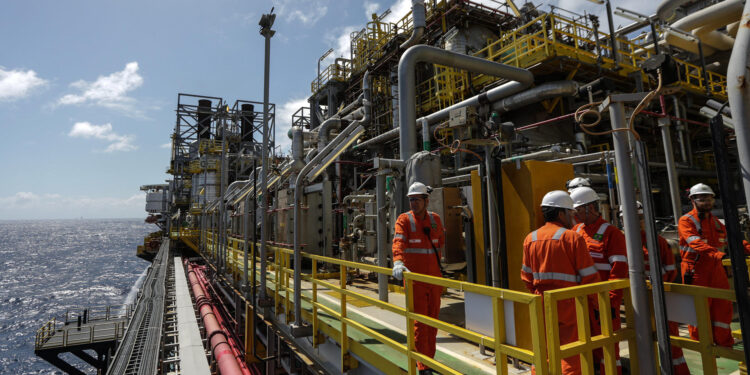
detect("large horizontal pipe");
top-left (492, 81), bottom-right (579, 113)
top-left (399, 45), bottom-right (533, 160)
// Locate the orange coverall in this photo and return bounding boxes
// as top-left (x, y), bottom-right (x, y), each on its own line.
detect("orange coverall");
top-left (641, 231), bottom-right (690, 375)
top-left (678, 208), bottom-right (733, 347)
top-left (522, 222), bottom-right (600, 375)
top-left (574, 217), bottom-right (627, 373)
top-left (392, 210), bottom-right (445, 371)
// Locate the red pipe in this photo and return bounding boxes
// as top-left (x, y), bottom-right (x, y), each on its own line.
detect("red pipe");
top-left (187, 263), bottom-right (247, 375)
top-left (193, 267), bottom-right (252, 375)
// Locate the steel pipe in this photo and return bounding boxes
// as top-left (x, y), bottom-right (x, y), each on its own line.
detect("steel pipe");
top-left (376, 172), bottom-right (389, 302)
top-left (398, 45), bottom-right (533, 161)
top-left (491, 81), bottom-right (579, 113)
top-left (608, 100), bottom-right (657, 373)
top-left (728, 2), bottom-right (750, 203)
top-left (400, 0), bottom-right (425, 50)
top-left (657, 117), bottom-right (682, 225)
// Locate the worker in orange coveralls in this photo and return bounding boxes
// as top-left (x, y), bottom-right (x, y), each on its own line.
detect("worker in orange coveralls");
top-left (392, 181), bottom-right (445, 375)
top-left (521, 190), bottom-right (600, 375)
top-left (569, 186), bottom-right (628, 374)
top-left (679, 183), bottom-right (735, 347)
top-left (624, 202), bottom-right (690, 374)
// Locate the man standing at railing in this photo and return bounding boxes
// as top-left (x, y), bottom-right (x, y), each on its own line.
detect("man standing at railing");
top-left (625, 202), bottom-right (690, 374)
top-left (392, 182), bottom-right (446, 375)
top-left (569, 186), bottom-right (628, 374)
top-left (678, 183), bottom-right (734, 347)
top-left (521, 190), bottom-right (599, 375)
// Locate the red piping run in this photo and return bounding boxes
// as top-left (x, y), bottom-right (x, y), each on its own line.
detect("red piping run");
top-left (187, 262), bottom-right (250, 375)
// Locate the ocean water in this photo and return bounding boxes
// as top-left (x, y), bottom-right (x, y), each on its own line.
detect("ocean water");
top-left (0, 219), bottom-right (152, 374)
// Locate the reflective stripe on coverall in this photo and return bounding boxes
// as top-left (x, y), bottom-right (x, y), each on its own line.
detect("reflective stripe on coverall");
top-left (393, 210), bottom-right (445, 371)
top-left (522, 222), bottom-right (600, 375)
top-left (678, 208), bottom-right (734, 347)
top-left (642, 231), bottom-right (690, 375)
top-left (574, 218), bottom-right (627, 374)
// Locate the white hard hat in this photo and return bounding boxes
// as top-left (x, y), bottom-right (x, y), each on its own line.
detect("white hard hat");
top-left (541, 190), bottom-right (574, 210)
top-left (407, 182), bottom-right (432, 197)
top-left (569, 186), bottom-right (599, 208)
top-left (689, 183), bottom-right (715, 198)
top-left (567, 177), bottom-right (591, 193)
top-left (619, 201), bottom-right (644, 217)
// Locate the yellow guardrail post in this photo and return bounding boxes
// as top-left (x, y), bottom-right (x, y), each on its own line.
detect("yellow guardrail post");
top-left (285, 251), bottom-right (291, 324)
top-left (405, 276), bottom-right (417, 375)
top-left (312, 258), bottom-right (320, 347)
top-left (340, 263), bottom-right (350, 372)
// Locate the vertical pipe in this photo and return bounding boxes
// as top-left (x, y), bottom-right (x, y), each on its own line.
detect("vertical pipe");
top-left (243, 192), bottom-right (250, 295)
top-left (376, 172), bottom-right (389, 302)
top-left (606, 158), bottom-right (620, 228)
top-left (479, 164), bottom-right (492, 286)
top-left (485, 146), bottom-right (500, 287)
top-left (608, 101), bottom-right (657, 372)
top-left (605, 0), bottom-right (619, 69)
top-left (221, 116), bottom-right (228, 275)
top-left (709, 113), bottom-right (750, 366)
top-left (727, 2), bottom-right (750, 209)
top-left (259, 19), bottom-right (274, 302)
top-left (672, 97), bottom-right (689, 166)
top-left (493, 152), bottom-right (509, 289)
top-left (634, 141), bottom-right (673, 375)
top-left (658, 117), bottom-right (682, 225)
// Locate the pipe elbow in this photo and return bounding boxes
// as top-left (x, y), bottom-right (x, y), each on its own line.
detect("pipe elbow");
top-left (399, 0), bottom-right (426, 50)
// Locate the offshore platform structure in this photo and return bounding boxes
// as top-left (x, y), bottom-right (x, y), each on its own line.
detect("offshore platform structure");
top-left (35, 0), bottom-right (750, 374)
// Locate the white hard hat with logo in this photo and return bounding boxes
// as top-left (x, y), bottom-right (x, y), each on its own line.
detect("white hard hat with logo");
top-left (569, 186), bottom-right (599, 208)
top-left (407, 182), bottom-right (432, 197)
top-left (689, 183), bottom-right (715, 198)
top-left (541, 190), bottom-right (574, 210)
top-left (567, 177), bottom-right (591, 193)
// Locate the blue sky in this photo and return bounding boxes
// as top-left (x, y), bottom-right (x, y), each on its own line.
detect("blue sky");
top-left (0, 0), bottom-right (654, 219)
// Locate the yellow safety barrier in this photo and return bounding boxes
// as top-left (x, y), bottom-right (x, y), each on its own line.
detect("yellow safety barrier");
top-left (198, 232), bottom-right (548, 374)
top-left (188, 229), bottom-right (749, 374)
top-left (543, 279), bottom-right (636, 375)
top-left (662, 282), bottom-right (744, 374)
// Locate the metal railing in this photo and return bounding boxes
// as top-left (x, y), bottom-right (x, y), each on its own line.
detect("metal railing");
top-left (542, 278), bottom-right (746, 374)
top-left (472, 12), bottom-right (728, 100)
top-left (543, 279), bottom-right (636, 375)
top-left (196, 228), bottom-right (748, 373)
top-left (35, 304), bottom-right (132, 350)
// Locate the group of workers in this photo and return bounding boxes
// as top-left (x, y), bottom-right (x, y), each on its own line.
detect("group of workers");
top-left (391, 178), bottom-right (743, 374)
top-left (523, 179), bottom-right (742, 374)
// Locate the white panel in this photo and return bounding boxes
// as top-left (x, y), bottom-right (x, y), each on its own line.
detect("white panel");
top-left (465, 292), bottom-right (516, 346)
top-left (665, 291), bottom-right (698, 326)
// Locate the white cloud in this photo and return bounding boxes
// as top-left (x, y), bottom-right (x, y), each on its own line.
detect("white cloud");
top-left (381, 0), bottom-right (412, 23)
top-left (58, 62), bottom-right (143, 110)
top-left (0, 192), bottom-right (146, 219)
top-left (160, 142), bottom-right (172, 149)
top-left (364, 1), bottom-right (381, 18)
top-left (275, 97), bottom-right (309, 153)
top-left (321, 25), bottom-right (360, 67)
top-left (68, 121), bottom-right (137, 152)
top-left (274, 0), bottom-right (329, 25)
top-left (0, 67), bottom-right (48, 101)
